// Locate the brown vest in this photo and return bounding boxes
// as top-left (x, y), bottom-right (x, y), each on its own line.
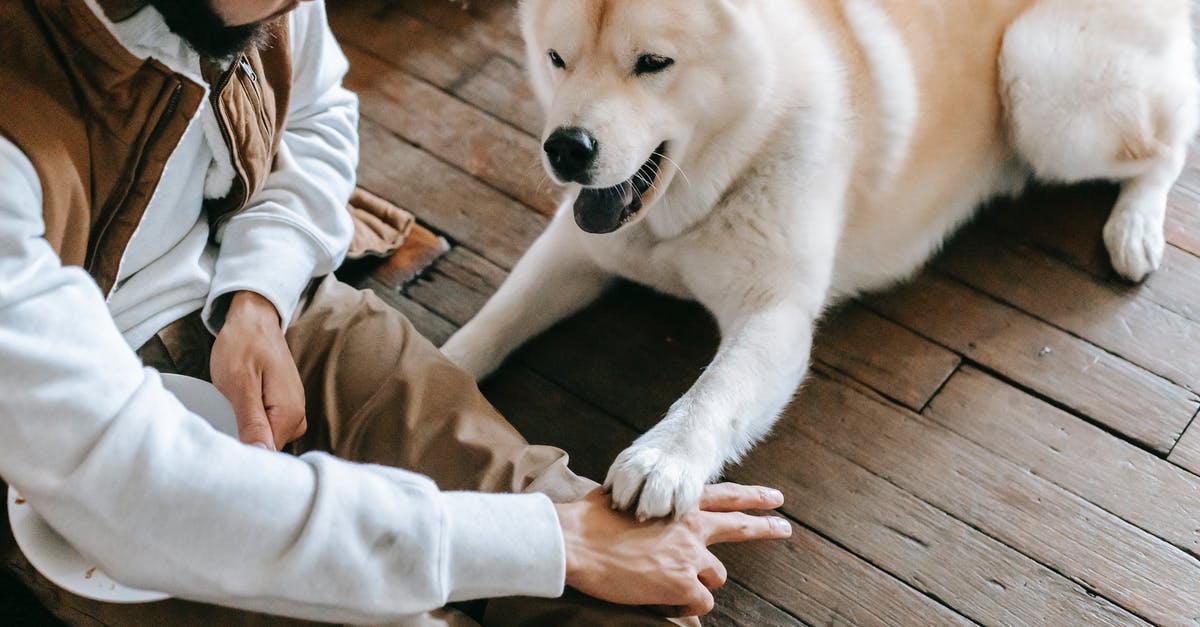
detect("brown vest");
top-left (0, 0), bottom-right (292, 295)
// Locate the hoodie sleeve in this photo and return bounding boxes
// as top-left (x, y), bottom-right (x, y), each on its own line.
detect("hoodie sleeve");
top-left (203, 0), bottom-right (357, 331)
top-left (0, 135), bottom-right (567, 622)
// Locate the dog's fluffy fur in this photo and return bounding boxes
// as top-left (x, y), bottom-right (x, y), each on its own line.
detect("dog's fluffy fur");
top-left (443, 0), bottom-right (1199, 518)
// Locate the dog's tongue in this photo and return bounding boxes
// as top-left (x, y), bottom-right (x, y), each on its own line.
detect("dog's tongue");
top-left (574, 180), bottom-right (638, 234)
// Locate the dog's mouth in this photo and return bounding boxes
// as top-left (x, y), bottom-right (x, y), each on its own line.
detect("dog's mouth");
top-left (573, 143), bottom-right (668, 234)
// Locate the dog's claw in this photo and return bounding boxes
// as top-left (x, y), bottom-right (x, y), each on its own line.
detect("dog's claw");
top-left (1104, 204), bottom-right (1164, 283)
top-left (606, 442), bottom-right (711, 521)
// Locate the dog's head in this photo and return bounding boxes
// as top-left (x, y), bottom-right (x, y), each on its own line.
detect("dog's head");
top-left (520, 0), bottom-right (767, 234)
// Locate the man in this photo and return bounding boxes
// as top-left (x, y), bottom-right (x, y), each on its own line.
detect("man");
top-left (0, 0), bottom-right (790, 624)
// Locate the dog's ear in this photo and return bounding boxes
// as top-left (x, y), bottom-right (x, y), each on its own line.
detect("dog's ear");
top-left (716, 0), bottom-right (756, 11)
top-left (516, 0), bottom-right (542, 37)
top-left (713, 0), bottom-right (757, 29)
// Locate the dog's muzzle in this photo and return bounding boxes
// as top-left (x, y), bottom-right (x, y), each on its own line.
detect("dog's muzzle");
top-left (573, 144), bottom-right (667, 234)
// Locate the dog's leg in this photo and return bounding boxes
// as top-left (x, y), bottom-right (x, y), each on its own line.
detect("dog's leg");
top-left (606, 287), bottom-right (826, 520)
top-left (1103, 149), bottom-right (1188, 282)
top-left (441, 211), bottom-right (612, 380)
top-left (1001, 0), bottom-right (1198, 281)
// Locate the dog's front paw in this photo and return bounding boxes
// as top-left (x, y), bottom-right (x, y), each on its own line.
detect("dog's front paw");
top-left (604, 442), bottom-right (716, 521)
top-left (1104, 206), bottom-right (1164, 283)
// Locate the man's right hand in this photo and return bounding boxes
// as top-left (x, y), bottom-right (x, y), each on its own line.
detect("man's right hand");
top-left (554, 483), bottom-right (791, 618)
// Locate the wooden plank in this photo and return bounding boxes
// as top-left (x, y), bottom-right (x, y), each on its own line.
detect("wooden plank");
top-left (936, 232), bottom-right (1200, 391)
top-left (709, 580), bottom-right (806, 627)
top-left (404, 246), bottom-right (507, 327)
top-left (974, 176), bottom-right (1200, 286)
top-left (866, 273), bottom-right (1197, 452)
top-left (1168, 416), bottom-right (1200, 477)
top-left (1182, 143), bottom-right (1200, 197)
top-left (714, 527), bottom-right (972, 627)
top-left (1167, 184), bottom-right (1200, 258)
top-left (725, 423), bottom-right (1144, 626)
top-left (788, 373), bottom-right (1200, 625)
top-left (977, 182), bottom-right (1117, 277)
top-left (1169, 140), bottom-right (1200, 256)
top-left (355, 276), bottom-right (458, 346)
top-left (345, 46), bottom-right (558, 216)
top-left (977, 182), bottom-right (1200, 323)
top-left (1139, 245), bottom-right (1200, 324)
top-left (516, 283), bottom-right (719, 432)
top-left (453, 55), bottom-right (543, 138)
top-left (0, 571), bottom-right (64, 627)
top-left (394, 0), bottom-right (526, 64)
top-left (327, 0), bottom-right (488, 89)
top-left (482, 365), bottom-right (641, 484)
top-left (927, 366), bottom-right (1200, 558)
top-left (357, 117), bottom-right (547, 269)
top-left (813, 305), bottom-right (961, 411)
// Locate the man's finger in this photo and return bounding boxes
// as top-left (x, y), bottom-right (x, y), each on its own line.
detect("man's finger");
top-left (679, 585), bottom-right (715, 618)
top-left (697, 552), bottom-right (728, 590)
top-left (699, 483), bottom-right (784, 512)
top-left (704, 511), bottom-right (792, 545)
top-left (221, 370), bottom-right (276, 450)
top-left (291, 417), bottom-right (308, 444)
top-left (265, 406), bottom-right (306, 449)
top-left (260, 353), bottom-right (307, 447)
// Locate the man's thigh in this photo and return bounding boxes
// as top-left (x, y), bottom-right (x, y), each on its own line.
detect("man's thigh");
top-left (284, 276), bottom-right (593, 500)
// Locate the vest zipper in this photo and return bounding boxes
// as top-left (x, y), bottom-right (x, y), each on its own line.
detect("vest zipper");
top-left (240, 58), bottom-right (257, 82)
top-left (209, 58), bottom-right (252, 232)
top-left (238, 56), bottom-right (274, 139)
top-left (88, 80), bottom-right (185, 283)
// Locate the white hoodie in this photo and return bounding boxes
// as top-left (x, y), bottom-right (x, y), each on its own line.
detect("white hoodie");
top-left (0, 1), bottom-right (565, 621)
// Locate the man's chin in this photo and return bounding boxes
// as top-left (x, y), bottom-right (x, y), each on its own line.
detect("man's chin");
top-left (147, 0), bottom-right (272, 61)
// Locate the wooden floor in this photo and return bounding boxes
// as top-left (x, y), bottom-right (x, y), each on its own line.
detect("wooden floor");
top-left (331, 2), bottom-right (1200, 625)
top-left (9, 2), bottom-right (1200, 625)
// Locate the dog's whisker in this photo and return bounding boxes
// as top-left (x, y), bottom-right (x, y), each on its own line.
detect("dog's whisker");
top-left (634, 162), bottom-right (656, 188)
top-left (516, 163), bottom-right (547, 193)
top-left (655, 151), bottom-right (691, 188)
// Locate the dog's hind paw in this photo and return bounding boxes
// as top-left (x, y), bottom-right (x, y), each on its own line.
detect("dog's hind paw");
top-left (1104, 203), bottom-right (1165, 283)
top-left (604, 443), bottom-right (712, 521)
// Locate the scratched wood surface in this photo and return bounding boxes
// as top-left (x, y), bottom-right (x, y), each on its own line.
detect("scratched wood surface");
top-left (330, 1), bottom-right (1200, 625)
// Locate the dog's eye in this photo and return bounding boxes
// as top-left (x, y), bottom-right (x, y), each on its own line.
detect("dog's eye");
top-left (634, 53), bottom-right (674, 76)
top-left (548, 49), bottom-right (566, 70)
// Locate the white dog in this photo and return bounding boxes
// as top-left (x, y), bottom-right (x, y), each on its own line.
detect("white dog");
top-left (442, 0), bottom-right (1199, 519)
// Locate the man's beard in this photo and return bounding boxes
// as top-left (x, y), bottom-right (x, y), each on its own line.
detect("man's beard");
top-left (147, 0), bottom-right (272, 61)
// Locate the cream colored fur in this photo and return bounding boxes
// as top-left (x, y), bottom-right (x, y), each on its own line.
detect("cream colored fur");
top-left (442, 0), bottom-right (1199, 519)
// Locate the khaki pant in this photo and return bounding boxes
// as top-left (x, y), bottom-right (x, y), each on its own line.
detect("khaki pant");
top-left (2, 277), bottom-right (696, 626)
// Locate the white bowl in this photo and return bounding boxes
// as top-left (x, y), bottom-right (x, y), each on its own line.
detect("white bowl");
top-left (7, 373), bottom-right (238, 603)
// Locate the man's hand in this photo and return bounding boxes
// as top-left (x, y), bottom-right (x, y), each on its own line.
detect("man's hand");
top-left (210, 291), bottom-right (306, 450)
top-left (554, 483), bottom-right (791, 618)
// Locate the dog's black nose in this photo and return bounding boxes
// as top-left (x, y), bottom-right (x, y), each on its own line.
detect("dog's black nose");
top-left (544, 127), bottom-right (598, 184)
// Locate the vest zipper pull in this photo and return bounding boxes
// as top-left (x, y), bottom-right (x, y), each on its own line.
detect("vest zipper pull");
top-left (240, 58), bottom-right (257, 82)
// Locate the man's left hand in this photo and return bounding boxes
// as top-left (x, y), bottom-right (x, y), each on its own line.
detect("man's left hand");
top-left (210, 291), bottom-right (307, 450)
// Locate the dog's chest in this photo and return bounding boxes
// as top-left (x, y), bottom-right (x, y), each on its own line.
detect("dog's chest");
top-left (581, 230), bottom-right (693, 299)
